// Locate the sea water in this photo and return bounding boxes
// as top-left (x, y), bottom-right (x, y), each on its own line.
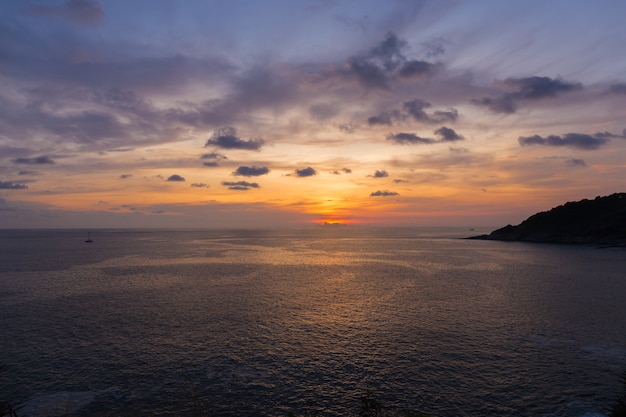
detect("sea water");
top-left (1, 227), bottom-right (625, 416)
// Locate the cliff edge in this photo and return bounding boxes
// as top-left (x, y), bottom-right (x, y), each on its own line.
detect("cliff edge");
top-left (470, 193), bottom-right (626, 245)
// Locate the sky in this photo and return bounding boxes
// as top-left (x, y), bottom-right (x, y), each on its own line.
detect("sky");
top-left (1, 0), bottom-right (626, 228)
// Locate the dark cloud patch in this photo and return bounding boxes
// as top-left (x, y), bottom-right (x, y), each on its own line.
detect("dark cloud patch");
top-left (166, 174), bottom-right (185, 182)
top-left (347, 57), bottom-right (390, 90)
top-left (372, 170), bottom-right (389, 178)
top-left (119, 174), bottom-right (132, 179)
top-left (202, 152), bottom-right (227, 160)
top-left (505, 76), bottom-right (582, 100)
top-left (25, 0), bottom-right (105, 25)
top-left (471, 96), bottom-right (517, 114)
top-left (368, 101), bottom-right (458, 126)
top-left (432, 108), bottom-right (459, 123)
top-left (222, 181), bottom-right (259, 190)
top-left (107, 147), bottom-right (134, 153)
top-left (191, 183), bottom-right (208, 188)
top-left (387, 132), bottom-right (435, 145)
top-left (398, 60), bottom-right (438, 78)
top-left (204, 127), bottom-right (264, 151)
top-left (201, 152), bottom-right (227, 167)
top-left (435, 126), bottom-right (463, 142)
top-left (345, 32), bottom-right (438, 90)
top-left (18, 170), bottom-right (38, 176)
top-left (331, 167), bottom-right (352, 175)
top-left (473, 76), bottom-right (582, 114)
top-left (294, 167), bottom-right (317, 177)
top-left (609, 83), bottom-right (626, 94)
top-left (566, 159), bottom-right (586, 167)
top-left (367, 112), bottom-right (394, 126)
top-left (403, 99), bottom-right (431, 123)
top-left (13, 155), bottom-right (55, 165)
top-left (402, 99), bottom-right (458, 124)
top-left (388, 127), bottom-right (465, 145)
top-left (233, 166), bottom-right (270, 177)
top-left (0, 181), bottom-right (28, 190)
top-left (369, 32), bottom-right (407, 72)
top-left (370, 190), bottom-right (398, 197)
top-left (518, 132), bottom-right (615, 150)
top-left (393, 179), bottom-right (407, 183)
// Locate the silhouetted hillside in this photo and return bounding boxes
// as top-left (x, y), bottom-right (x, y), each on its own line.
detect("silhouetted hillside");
top-left (471, 193), bottom-right (626, 245)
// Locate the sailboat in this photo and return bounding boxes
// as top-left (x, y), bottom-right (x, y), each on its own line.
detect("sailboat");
top-left (85, 232), bottom-right (93, 243)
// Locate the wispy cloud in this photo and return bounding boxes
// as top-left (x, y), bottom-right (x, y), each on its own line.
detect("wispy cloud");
top-left (222, 181), bottom-right (260, 190)
top-left (0, 181), bottom-right (29, 190)
top-left (565, 159), bottom-right (586, 167)
top-left (370, 190), bottom-right (398, 197)
top-left (387, 132), bottom-right (435, 145)
top-left (201, 152), bottom-right (227, 167)
top-left (13, 156), bottom-right (55, 165)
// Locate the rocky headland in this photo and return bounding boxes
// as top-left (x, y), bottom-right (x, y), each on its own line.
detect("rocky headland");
top-left (470, 193), bottom-right (626, 246)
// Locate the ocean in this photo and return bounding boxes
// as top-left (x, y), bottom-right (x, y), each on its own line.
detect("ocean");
top-left (1, 227), bottom-right (625, 417)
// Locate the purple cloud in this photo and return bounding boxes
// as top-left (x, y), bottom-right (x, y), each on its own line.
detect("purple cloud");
top-left (473, 76), bottom-right (582, 114)
top-left (518, 132), bottom-right (616, 150)
top-left (370, 190), bottom-right (398, 197)
top-left (233, 166), bottom-right (270, 177)
top-left (13, 156), bottom-right (55, 165)
top-left (0, 181), bottom-right (29, 190)
top-left (222, 181), bottom-right (259, 190)
top-left (434, 126), bottom-right (463, 142)
top-left (387, 132), bottom-right (435, 145)
top-left (204, 127), bottom-right (264, 151)
top-left (565, 159), bottom-right (586, 167)
top-left (294, 167), bottom-right (317, 177)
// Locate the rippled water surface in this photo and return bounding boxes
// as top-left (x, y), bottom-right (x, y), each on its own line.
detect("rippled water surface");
top-left (1, 228), bottom-right (625, 416)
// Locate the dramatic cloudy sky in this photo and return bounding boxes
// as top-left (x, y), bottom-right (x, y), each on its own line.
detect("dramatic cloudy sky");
top-left (1, 0), bottom-right (625, 228)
